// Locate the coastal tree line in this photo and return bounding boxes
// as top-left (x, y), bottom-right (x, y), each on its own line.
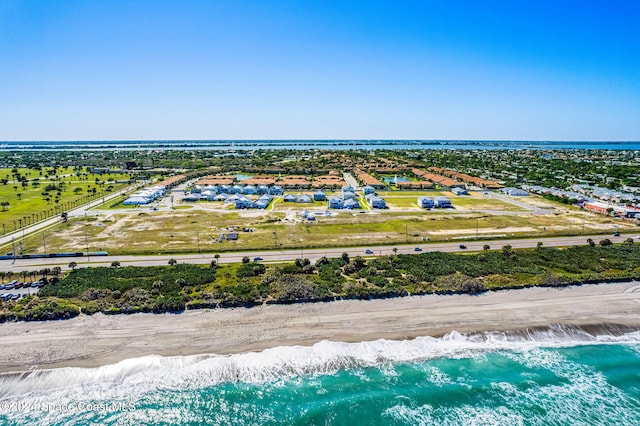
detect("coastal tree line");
top-left (1, 243), bottom-right (639, 321)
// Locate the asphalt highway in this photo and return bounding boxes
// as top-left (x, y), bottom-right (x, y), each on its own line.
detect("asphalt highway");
top-left (1, 233), bottom-right (637, 273)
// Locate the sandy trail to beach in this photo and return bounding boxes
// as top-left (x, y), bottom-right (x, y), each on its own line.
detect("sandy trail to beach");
top-left (1, 282), bottom-right (639, 373)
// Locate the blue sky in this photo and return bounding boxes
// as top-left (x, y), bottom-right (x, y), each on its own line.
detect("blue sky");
top-left (0, 0), bottom-right (638, 140)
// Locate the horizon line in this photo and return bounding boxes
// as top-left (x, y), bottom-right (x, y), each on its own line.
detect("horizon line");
top-left (1, 139), bottom-right (639, 143)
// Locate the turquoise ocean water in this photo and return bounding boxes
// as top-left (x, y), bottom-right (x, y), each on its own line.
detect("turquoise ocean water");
top-left (1, 325), bottom-right (639, 425)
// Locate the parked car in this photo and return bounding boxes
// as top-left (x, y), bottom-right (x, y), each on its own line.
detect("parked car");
top-left (613, 231), bottom-right (620, 237)
top-left (253, 257), bottom-right (263, 262)
top-left (11, 294), bottom-right (20, 300)
top-left (414, 247), bottom-right (422, 252)
top-left (459, 244), bottom-right (467, 249)
top-left (365, 249), bottom-right (374, 254)
top-left (0, 285), bottom-right (4, 290)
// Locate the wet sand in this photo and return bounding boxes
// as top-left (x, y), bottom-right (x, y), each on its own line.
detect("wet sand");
top-left (1, 282), bottom-right (639, 373)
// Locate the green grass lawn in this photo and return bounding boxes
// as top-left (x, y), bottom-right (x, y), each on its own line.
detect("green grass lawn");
top-left (0, 166), bottom-right (129, 234)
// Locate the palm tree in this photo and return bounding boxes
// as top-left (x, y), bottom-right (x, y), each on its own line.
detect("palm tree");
top-left (110, 261), bottom-right (121, 268)
top-left (214, 254), bottom-right (220, 265)
top-left (392, 247), bottom-right (398, 256)
top-left (68, 261), bottom-right (77, 270)
top-left (168, 258), bottom-right (177, 266)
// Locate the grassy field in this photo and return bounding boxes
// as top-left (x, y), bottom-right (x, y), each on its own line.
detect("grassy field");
top-left (379, 194), bottom-right (526, 211)
top-left (377, 190), bottom-right (446, 196)
top-left (6, 205), bottom-right (634, 256)
top-left (383, 197), bottom-right (422, 208)
top-left (271, 199), bottom-right (325, 210)
top-left (0, 167), bottom-right (129, 234)
top-left (449, 197), bottom-right (528, 211)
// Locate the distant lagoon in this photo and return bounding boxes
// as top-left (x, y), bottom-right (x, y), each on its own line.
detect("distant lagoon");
top-left (1, 140), bottom-right (639, 151)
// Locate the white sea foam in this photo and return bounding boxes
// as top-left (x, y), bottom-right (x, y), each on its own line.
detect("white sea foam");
top-left (383, 404), bottom-right (526, 426)
top-left (489, 347), bottom-right (640, 425)
top-left (1, 324), bottom-right (639, 404)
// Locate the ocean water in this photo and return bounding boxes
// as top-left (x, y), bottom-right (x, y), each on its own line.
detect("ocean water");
top-left (1, 325), bottom-right (639, 425)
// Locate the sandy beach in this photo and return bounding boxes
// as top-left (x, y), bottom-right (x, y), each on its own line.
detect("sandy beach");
top-left (1, 282), bottom-right (639, 373)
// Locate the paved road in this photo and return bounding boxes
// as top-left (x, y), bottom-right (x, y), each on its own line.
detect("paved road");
top-left (1, 233), bottom-right (637, 273)
top-left (342, 172), bottom-right (360, 190)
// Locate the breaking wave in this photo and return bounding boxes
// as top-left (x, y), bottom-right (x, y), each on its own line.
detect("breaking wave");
top-left (1, 323), bottom-right (638, 401)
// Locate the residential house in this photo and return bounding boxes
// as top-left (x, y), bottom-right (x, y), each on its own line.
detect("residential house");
top-left (435, 197), bottom-right (452, 208)
top-left (269, 185), bottom-right (284, 195)
top-left (242, 185), bottom-right (257, 195)
top-left (500, 187), bottom-right (528, 196)
top-left (451, 187), bottom-right (468, 195)
top-left (366, 194), bottom-right (386, 209)
top-left (343, 199), bottom-right (360, 209)
top-left (328, 197), bottom-right (344, 209)
top-left (313, 190), bottom-right (326, 201)
top-left (343, 191), bottom-right (357, 200)
top-left (297, 194), bottom-right (312, 203)
top-left (362, 185), bottom-right (376, 195)
top-left (418, 197), bottom-right (435, 209)
top-left (235, 197), bottom-right (253, 209)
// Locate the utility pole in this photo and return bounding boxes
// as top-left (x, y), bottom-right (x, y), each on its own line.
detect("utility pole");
top-left (273, 229), bottom-right (278, 249)
top-left (85, 235), bottom-right (90, 261)
top-left (42, 232), bottom-right (47, 256)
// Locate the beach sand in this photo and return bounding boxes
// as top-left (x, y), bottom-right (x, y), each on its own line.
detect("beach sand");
top-left (1, 282), bottom-right (639, 373)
